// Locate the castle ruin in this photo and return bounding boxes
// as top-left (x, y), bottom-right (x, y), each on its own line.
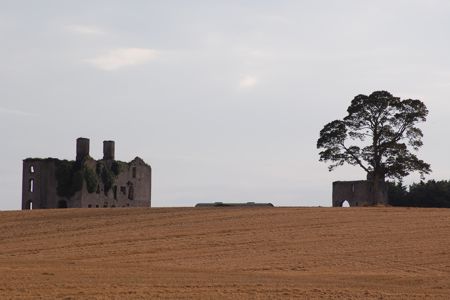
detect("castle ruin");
top-left (22, 138), bottom-right (151, 209)
top-left (332, 179), bottom-right (388, 207)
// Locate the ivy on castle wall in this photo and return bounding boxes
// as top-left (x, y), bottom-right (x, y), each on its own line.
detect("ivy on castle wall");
top-left (96, 162), bottom-right (113, 195)
top-left (84, 167), bottom-right (98, 193)
top-left (55, 158), bottom-right (124, 198)
top-left (55, 160), bottom-right (84, 198)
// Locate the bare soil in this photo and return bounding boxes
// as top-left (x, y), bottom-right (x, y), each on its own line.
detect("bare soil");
top-left (1, 207), bottom-right (450, 299)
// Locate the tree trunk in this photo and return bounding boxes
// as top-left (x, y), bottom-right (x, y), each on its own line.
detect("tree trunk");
top-left (372, 172), bottom-right (386, 205)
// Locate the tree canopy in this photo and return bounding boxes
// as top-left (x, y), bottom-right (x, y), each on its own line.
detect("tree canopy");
top-left (317, 91), bottom-right (431, 181)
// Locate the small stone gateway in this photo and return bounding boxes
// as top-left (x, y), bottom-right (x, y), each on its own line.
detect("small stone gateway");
top-left (22, 138), bottom-right (151, 209)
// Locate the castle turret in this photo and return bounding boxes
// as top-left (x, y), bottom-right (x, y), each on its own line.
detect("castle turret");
top-left (103, 140), bottom-right (115, 160)
top-left (76, 137), bottom-right (90, 161)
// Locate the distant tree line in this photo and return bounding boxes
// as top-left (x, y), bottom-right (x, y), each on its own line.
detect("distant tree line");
top-left (388, 180), bottom-right (450, 208)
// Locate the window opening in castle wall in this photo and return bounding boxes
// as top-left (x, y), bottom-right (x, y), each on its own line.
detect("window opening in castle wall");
top-left (29, 179), bottom-right (34, 192)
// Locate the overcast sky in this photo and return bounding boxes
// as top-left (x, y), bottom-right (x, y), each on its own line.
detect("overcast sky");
top-left (1, 1), bottom-right (450, 210)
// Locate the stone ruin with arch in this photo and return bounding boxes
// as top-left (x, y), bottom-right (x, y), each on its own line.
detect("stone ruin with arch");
top-left (332, 177), bottom-right (388, 207)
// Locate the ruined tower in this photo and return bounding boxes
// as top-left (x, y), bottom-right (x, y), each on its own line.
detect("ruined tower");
top-left (76, 137), bottom-right (90, 161)
top-left (103, 140), bottom-right (115, 160)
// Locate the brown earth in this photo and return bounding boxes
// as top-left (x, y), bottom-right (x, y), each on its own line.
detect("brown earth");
top-left (1, 207), bottom-right (450, 299)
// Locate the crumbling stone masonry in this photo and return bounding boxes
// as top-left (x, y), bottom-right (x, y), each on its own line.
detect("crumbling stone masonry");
top-left (22, 138), bottom-right (151, 209)
top-left (332, 180), bottom-right (388, 207)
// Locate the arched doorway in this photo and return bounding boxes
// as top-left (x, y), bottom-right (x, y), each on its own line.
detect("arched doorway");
top-left (341, 200), bottom-right (350, 207)
top-left (57, 200), bottom-right (68, 208)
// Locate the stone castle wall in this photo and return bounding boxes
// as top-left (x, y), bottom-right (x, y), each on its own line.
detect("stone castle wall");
top-left (79, 157), bottom-right (151, 208)
top-left (22, 138), bottom-right (151, 209)
top-left (22, 159), bottom-right (80, 209)
top-left (332, 180), bottom-right (388, 207)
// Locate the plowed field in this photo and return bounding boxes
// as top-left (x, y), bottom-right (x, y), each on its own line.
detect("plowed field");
top-left (1, 207), bottom-right (450, 299)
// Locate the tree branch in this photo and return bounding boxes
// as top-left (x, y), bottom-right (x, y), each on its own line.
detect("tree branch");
top-left (341, 143), bottom-right (369, 173)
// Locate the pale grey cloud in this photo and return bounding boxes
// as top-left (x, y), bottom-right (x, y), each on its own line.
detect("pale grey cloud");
top-left (239, 75), bottom-right (258, 88)
top-left (0, 107), bottom-right (37, 117)
top-left (256, 14), bottom-right (294, 25)
top-left (85, 48), bottom-right (160, 71)
top-left (65, 24), bottom-right (105, 35)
